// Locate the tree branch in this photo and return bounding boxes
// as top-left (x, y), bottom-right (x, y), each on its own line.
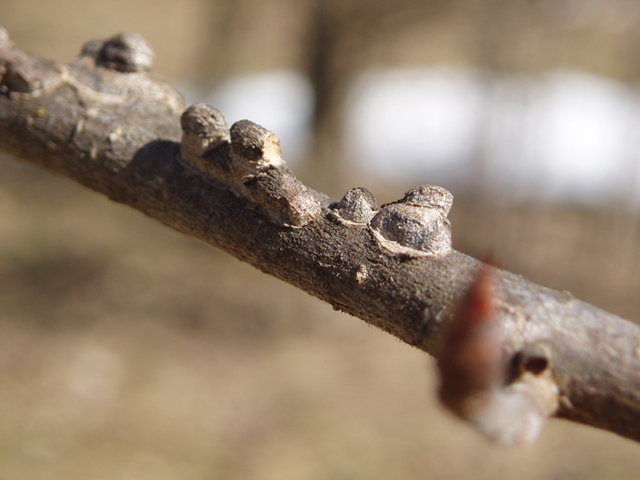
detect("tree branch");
top-left (2, 29), bottom-right (640, 446)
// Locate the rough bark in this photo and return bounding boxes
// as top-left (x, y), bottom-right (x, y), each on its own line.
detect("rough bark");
top-left (1, 29), bottom-right (640, 446)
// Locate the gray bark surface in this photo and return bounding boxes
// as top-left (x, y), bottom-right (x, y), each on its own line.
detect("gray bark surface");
top-left (1, 29), bottom-right (640, 445)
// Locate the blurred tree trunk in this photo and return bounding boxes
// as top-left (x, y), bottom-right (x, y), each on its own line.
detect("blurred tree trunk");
top-left (197, 0), bottom-right (237, 84)
top-left (302, 0), bottom-right (362, 194)
top-left (302, 0), bottom-right (449, 194)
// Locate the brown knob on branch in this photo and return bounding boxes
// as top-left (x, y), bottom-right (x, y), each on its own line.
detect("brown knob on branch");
top-left (94, 33), bottom-right (155, 73)
top-left (179, 103), bottom-right (231, 176)
top-left (330, 187), bottom-right (378, 224)
top-left (370, 185), bottom-right (453, 257)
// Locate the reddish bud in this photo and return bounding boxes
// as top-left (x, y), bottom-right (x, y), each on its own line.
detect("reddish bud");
top-left (438, 264), bottom-right (502, 415)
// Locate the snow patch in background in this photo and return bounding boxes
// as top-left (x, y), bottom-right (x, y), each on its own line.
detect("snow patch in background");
top-left (205, 70), bottom-right (314, 165)
top-left (523, 72), bottom-right (639, 204)
top-left (346, 67), bottom-right (640, 206)
top-left (346, 68), bottom-right (482, 175)
top-left (188, 66), bottom-right (640, 208)
top-left (345, 66), bottom-right (485, 185)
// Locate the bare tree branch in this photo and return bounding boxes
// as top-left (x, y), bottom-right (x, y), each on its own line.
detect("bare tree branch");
top-left (2, 29), bottom-right (640, 446)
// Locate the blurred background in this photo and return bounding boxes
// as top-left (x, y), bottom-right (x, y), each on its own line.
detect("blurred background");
top-left (3, 0), bottom-right (640, 478)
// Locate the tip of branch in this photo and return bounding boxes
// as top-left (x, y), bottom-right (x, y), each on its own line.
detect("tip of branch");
top-left (437, 263), bottom-right (559, 446)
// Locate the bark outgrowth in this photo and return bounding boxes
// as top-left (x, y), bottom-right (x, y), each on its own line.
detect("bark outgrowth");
top-left (2, 29), bottom-right (640, 445)
top-left (179, 104), bottom-right (321, 227)
top-left (370, 185), bottom-right (453, 258)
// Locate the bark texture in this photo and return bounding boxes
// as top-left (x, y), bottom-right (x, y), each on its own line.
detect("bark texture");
top-left (1, 29), bottom-right (640, 445)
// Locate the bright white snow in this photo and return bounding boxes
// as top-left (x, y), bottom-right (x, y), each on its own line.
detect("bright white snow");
top-left (189, 66), bottom-right (640, 207)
